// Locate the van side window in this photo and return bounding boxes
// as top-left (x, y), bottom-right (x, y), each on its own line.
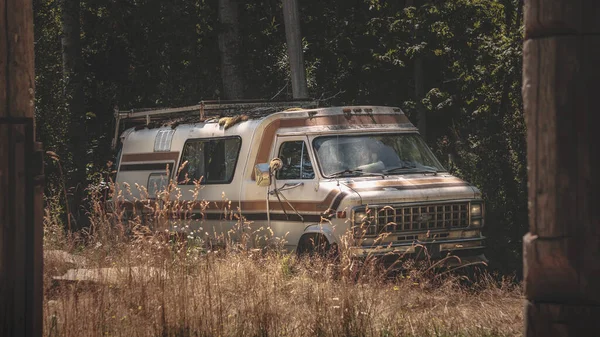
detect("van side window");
top-left (147, 173), bottom-right (168, 197)
top-left (177, 137), bottom-right (241, 185)
top-left (277, 141), bottom-right (315, 180)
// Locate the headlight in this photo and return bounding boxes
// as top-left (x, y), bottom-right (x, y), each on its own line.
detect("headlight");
top-left (353, 211), bottom-right (377, 237)
top-left (470, 203), bottom-right (482, 218)
top-left (471, 219), bottom-right (482, 227)
top-left (354, 212), bottom-right (368, 224)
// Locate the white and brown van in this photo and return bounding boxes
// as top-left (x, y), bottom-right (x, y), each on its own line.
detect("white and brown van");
top-left (113, 101), bottom-right (486, 264)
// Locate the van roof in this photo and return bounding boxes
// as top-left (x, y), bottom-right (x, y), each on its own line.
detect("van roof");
top-left (112, 100), bottom-right (416, 148)
top-left (120, 104), bottom-right (414, 133)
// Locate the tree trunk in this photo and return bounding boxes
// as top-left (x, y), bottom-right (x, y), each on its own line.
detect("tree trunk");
top-left (60, 0), bottom-right (86, 226)
top-left (0, 0), bottom-right (44, 335)
top-left (523, 0), bottom-right (600, 335)
top-left (217, 0), bottom-right (245, 100)
top-left (282, 0), bottom-right (308, 99)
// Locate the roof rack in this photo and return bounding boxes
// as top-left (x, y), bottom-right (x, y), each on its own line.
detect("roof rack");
top-left (112, 99), bottom-right (319, 149)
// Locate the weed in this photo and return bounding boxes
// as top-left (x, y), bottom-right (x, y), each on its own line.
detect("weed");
top-left (42, 168), bottom-right (523, 337)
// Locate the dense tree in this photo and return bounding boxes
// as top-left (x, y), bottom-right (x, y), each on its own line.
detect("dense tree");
top-left (33, 0), bottom-right (527, 273)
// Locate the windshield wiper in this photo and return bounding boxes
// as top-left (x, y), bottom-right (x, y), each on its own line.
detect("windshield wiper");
top-left (415, 168), bottom-right (438, 175)
top-left (329, 168), bottom-right (384, 178)
top-left (382, 165), bottom-right (417, 174)
top-left (329, 168), bottom-right (364, 177)
top-left (383, 166), bottom-right (438, 175)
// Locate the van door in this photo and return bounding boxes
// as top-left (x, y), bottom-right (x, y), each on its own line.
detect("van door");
top-left (174, 136), bottom-right (243, 246)
top-left (267, 136), bottom-right (326, 249)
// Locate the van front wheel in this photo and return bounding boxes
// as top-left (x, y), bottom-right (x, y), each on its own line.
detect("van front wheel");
top-left (296, 233), bottom-right (338, 258)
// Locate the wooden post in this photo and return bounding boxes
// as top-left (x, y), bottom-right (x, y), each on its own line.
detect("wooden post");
top-left (0, 0), bottom-right (43, 336)
top-left (282, 0), bottom-right (308, 99)
top-left (523, 0), bottom-right (600, 335)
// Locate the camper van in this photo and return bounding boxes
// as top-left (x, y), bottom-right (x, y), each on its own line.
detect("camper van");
top-left (113, 100), bottom-right (486, 264)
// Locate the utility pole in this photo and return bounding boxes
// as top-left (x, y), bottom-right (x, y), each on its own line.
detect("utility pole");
top-left (217, 0), bottom-right (245, 100)
top-left (405, 0), bottom-right (426, 139)
top-left (523, 0), bottom-right (600, 335)
top-left (0, 0), bottom-right (44, 336)
top-left (282, 0), bottom-right (308, 99)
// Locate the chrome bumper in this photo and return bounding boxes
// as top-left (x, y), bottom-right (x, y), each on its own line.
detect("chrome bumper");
top-left (347, 237), bottom-right (486, 263)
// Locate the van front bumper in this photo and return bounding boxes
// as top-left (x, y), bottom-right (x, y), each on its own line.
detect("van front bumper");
top-left (347, 237), bottom-right (487, 266)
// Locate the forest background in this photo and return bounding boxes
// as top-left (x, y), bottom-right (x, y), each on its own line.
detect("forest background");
top-left (34, 0), bottom-right (526, 275)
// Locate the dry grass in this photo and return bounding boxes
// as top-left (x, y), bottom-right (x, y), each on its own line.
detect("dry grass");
top-left (42, 177), bottom-right (524, 337)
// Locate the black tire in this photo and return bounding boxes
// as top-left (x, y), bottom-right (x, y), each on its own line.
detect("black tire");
top-left (296, 233), bottom-right (337, 258)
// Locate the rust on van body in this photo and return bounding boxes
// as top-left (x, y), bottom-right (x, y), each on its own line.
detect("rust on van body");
top-left (121, 152), bottom-right (180, 163)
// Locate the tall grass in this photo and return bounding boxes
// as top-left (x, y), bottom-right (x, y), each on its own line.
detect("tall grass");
top-left (43, 175), bottom-right (523, 337)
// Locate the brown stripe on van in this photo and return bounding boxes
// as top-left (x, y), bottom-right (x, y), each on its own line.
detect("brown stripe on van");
top-left (120, 179), bottom-right (472, 216)
top-left (251, 113), bottom-right (410, 180)
top-left (172, 211), bottom-right (324, 223)
top-left (147, 189), bottom-right (342, 214)
top-left (328, 192), bottom-right (349, 211)
top-left (243, 213), bottom-right (324, 223)
top-left (128, 197), bottom-right (335, 214)
top-left (241, 201), bottom-right (328, 213)
top-left (116, 179), bottom-right (468, 215)
top-left (117, 199), bottom-right (337, 223)
top-left (121, 151), bottom-right (180, 163)
top-left (240, 189), bottom-right (340, 213)
top-left (120, 162), bottom-right (174, 172)
top-left (252, 120), bottom-right (282, 180)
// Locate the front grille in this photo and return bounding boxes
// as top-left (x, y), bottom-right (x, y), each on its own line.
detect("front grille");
top-left (356, 202), bottom-right (470, 236)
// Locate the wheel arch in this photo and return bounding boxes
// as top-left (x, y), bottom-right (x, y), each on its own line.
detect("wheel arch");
top-left (302, 223), bottom-right (337, 243)
top-left (296, 223), bottom-right (338, 253)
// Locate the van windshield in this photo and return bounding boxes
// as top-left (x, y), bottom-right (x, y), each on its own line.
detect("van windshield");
top-left (312, 133), bottom-right (445, 177)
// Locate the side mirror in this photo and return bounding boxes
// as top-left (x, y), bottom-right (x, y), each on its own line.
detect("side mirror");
top-left (255, 163), bottom-right (271, 187)
top-left (255, 158), bottom-right (283, 187)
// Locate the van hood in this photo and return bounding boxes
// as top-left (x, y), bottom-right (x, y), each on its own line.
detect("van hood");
top-left (328, 173), bottom-right (479, 210)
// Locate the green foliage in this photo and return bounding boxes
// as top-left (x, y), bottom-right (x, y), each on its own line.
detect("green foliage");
top-left (33, 0), bottom-right (527, 274)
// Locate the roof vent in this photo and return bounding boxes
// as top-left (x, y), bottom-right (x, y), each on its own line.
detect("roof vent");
top-left (154, 129), bottom-right (175, 152)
